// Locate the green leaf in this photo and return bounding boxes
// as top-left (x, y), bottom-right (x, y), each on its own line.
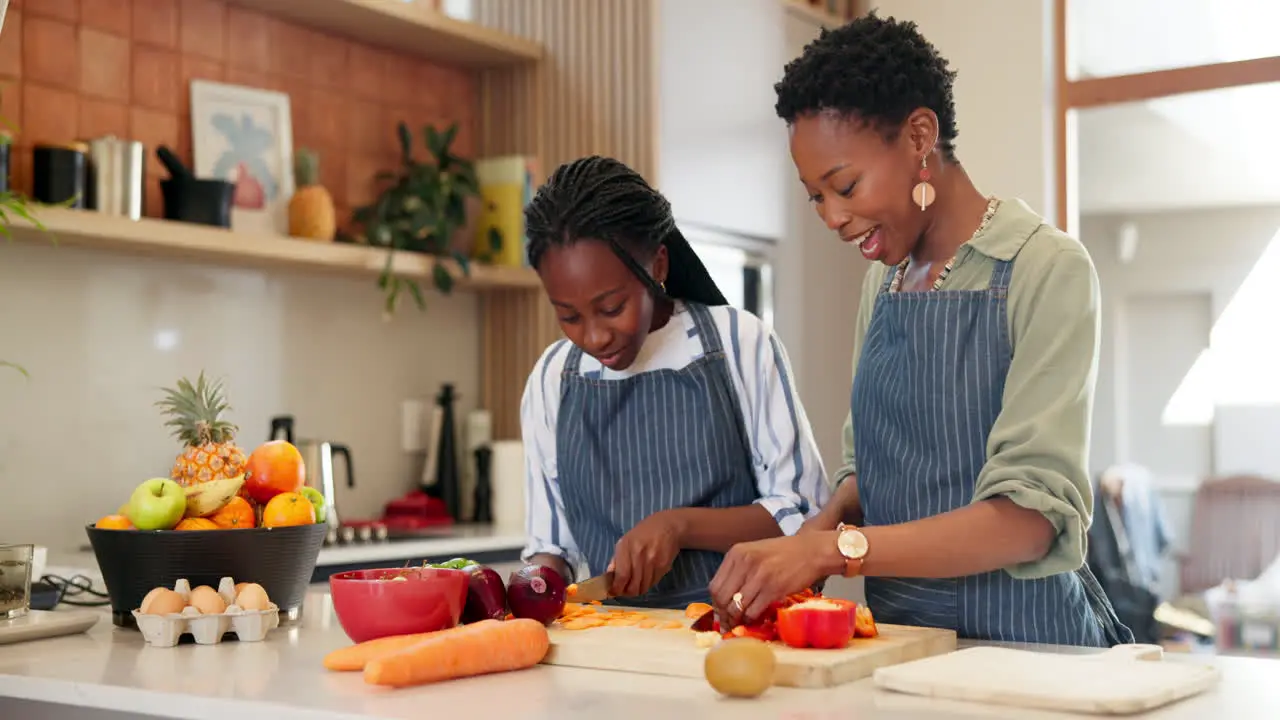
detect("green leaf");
top-left (406, 279), bottom-right (427, 310)
top-left (440, 124), bottom-right (458, 155)
top-left (452, 250), bottom-right (471, 276)
top-left (397, 122), bottom-right (413, 163)
top-left (432, 263), bottom-right (454, 294)
top-left (1, 361), bottom-right (29, 378)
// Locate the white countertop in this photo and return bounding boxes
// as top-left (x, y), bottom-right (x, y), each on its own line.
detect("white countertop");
top-left (0, 590), bottom-right (1276, 720)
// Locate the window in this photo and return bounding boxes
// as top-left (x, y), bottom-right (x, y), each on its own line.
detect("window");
top-left (680, 223), bottom-right (775, 324)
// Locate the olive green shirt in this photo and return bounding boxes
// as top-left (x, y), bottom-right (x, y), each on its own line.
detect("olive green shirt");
top-left (834, 198), bottom-right (1100, 580)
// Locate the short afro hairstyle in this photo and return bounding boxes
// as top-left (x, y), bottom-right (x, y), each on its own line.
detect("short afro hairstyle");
top-left (774, 12), bottom-right (960, 162)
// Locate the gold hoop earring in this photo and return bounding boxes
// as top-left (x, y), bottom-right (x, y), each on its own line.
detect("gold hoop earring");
top-left (912, 155), bottom-right (936, 211)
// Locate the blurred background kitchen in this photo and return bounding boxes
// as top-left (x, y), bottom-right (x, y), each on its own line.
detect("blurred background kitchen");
top-left (0, 0), bottom-right (1278, 660)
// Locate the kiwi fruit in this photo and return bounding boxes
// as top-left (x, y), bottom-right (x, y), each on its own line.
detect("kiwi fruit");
top-left (704, 637), bottom-right (777, 698)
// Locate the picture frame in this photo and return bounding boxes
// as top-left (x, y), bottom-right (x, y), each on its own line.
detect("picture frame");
top-left (189, 80), bottom-right (295, 236)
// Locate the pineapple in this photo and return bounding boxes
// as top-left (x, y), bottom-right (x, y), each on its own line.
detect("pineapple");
top-left (287, 147), bottom-right (336, 242)
top-left (157, 372), bottom-right (248, 487)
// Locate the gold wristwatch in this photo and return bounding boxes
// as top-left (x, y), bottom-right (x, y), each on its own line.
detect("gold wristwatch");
top-left (835, 522), bottom-right (869, 578)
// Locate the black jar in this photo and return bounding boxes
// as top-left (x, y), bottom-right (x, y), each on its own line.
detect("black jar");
top-left (33, 142), bottom-right (88, 208)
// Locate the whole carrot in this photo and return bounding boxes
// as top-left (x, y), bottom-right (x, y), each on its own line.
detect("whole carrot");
top-left (324, 629), bottom-right (447, 671)
top-left (363, 618), bottom-right (550, 688)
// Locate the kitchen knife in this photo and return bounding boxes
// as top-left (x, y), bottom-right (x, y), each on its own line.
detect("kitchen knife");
top-left (572, 570), bottom-right (614, 602)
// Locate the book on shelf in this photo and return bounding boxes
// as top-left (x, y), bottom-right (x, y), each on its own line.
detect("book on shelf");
top-left (475, 155), bottom-right (538, 268)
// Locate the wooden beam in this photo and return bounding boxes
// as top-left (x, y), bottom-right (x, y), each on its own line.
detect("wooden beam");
top-left (1065, 55), bottom-right (1280, 109)
top-left (1053, 0), bottom-right (1069, 235)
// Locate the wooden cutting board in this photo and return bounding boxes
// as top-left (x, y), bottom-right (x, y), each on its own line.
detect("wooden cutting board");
top-left (873, 643), bottom-right (1221, 715)
top-left (543, 606), bottom-right (957, 688)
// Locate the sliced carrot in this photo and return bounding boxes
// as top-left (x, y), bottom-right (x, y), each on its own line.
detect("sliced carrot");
top-left (323, 630), bottom-right (445, 671)
top-left (660, 621), bottom-right (683, 629)
top-left (637, 619), bottom-right (658, 629)
top-left (363, 618), bottom-right (550, 688)
top-left (684, 602), bottom-right (712, 618)
top-left (566, 584), bottom-right (579, 598)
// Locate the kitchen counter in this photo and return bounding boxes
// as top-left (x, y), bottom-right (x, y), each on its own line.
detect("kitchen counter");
top-left (0, 590), bottom-right (1274, 720)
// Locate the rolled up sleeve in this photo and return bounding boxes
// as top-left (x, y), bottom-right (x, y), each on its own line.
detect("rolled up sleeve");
top-left (518, 341), bottom-right (586, 579)
top-left (739, 315), bottom-right (829, 536)
top-left (972, 242), bottom-right (1101, 580)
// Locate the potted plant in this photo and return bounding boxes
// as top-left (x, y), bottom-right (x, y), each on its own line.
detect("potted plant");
top-left (350, 121), bottom-right (501, 317)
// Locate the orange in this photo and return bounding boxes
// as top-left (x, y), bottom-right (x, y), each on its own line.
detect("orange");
top-left (262, 492), bottom-right (315, 528)
top-left (174, 517), bottom-right (219, 531)
top-left (95, 514), bottom-right (133, 530)
top-left (210, 496), bottom-right (256, 529)
top-left (243, 441), bottom-right (306, 505)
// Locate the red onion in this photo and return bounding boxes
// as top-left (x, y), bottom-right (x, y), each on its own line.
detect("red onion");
top-left (506, 564), bottom-right (567, 625)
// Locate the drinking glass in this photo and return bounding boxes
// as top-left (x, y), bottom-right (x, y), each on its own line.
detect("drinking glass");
top-left (0, 543), bottom-right (34, 619)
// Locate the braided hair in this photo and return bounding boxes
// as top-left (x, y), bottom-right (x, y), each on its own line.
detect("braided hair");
top-left (524, 156), bottom-right (729, 307)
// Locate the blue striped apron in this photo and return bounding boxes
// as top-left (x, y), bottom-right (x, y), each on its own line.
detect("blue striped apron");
top-left (555, 302), bottom-right (760, 608)
top-left (851, 259), bottom-right (1134, 647)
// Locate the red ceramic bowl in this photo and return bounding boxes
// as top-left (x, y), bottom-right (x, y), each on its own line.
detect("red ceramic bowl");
top-left (329, 567), bottom-right (469, 643)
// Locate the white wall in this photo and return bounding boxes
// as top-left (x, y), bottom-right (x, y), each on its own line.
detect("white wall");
top-left (0, 243), bottom-right (480, 551)
top-left (869, 0), bottom-right (1058, 220)
top-left (657, 0), bottom-right (791, 240)
top-left (1082, 206), bottom-right (1280, 483)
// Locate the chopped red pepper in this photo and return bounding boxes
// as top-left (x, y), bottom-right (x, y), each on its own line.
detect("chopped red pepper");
top-left (725, 621), bottom-right (776, 642)
top-left (853, 604), bottom-right (878, 638)
top-left (775, 599), bottom-right (856, 649)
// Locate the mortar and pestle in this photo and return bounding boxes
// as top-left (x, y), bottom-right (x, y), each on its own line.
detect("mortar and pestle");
top-left (156, 145), bottom-right (234, 228)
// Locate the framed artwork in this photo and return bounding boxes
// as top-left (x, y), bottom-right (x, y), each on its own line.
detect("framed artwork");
top-left (190, 80), bottom-right (295, 235)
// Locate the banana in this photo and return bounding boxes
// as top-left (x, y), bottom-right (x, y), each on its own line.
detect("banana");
top-left (183, 474), bottom-right (245, 518)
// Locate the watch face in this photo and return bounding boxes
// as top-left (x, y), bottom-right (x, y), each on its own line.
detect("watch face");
top-left (838, 529), bottom-right (868, 560)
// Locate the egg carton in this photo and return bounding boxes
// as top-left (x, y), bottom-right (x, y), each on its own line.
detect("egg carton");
top-left (132, 577), bottom-right (281, 648)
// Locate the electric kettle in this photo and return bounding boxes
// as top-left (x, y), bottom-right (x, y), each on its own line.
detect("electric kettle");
top-left (268, 415), bottom-right (354, 529)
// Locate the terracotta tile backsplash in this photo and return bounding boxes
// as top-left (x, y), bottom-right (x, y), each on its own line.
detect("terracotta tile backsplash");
top-left (0, 0), bottom-right (479, 229)
top-left (0, 1), bottom-right (485, 550)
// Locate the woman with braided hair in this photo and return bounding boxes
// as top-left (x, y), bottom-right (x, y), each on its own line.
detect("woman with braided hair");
top-left (518, 155), bottom-right (829, 608)
top-left (707, 12), bottom-right (1133, 647)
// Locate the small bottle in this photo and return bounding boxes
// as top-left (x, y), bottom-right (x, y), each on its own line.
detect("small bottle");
top-left (433, 383), bottom-right (461, 521)
top-left (472, 445), bottom-right (493, 524)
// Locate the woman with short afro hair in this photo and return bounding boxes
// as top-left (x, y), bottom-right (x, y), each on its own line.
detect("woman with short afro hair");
top-left (708, 12), bottom-right (1132, 647)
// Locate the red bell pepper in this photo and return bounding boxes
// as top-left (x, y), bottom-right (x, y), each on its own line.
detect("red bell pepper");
top-left (854, 604), bottom-right (879, 638)
top-left (775, 599), bottom-right (856, 649)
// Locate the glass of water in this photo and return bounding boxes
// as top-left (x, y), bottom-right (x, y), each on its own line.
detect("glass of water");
top-left (0, 544), bottom-right (34, 619)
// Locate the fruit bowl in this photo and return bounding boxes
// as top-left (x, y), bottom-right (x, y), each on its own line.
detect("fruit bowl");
top-left (86, 522), bottom-right (327, 628)
top-left (329, 567), bottom-right (470, 644)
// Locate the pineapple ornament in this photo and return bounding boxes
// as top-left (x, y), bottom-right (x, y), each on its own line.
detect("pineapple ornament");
top-left (288, 148), bottom-right (336, 242)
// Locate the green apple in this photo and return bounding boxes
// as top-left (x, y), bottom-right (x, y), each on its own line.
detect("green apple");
top-left (126, 478), bottom-right (187, 531)
top-left (298, 486), bottom-right (327, 523)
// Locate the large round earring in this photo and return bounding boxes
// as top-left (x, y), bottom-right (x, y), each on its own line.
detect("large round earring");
top-left (912, 155), bottom-right (936, 211)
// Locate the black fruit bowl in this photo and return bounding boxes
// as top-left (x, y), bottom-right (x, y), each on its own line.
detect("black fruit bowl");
top-left (85, 523), bottom-right (328, 628)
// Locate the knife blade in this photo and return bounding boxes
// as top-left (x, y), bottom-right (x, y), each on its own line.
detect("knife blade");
top-left (572, 570), bottom-right (614, 602)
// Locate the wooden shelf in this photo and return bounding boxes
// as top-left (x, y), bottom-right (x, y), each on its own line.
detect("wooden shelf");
top-left (10, 208), bottom-right (541, 292)
top-left (226, 0), bottom-right (544, 68)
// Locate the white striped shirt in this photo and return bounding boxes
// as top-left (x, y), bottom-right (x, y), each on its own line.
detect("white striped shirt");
top-left (520, 302), bottom-right (830, 573)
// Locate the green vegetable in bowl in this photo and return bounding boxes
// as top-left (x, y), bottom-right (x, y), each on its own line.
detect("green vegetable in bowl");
top-left (431, 557), bottom-right (476, 570)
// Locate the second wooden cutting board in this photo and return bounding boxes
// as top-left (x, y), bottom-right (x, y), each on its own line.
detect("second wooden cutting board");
top-left (543, 606), bottom-right (957, 688)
